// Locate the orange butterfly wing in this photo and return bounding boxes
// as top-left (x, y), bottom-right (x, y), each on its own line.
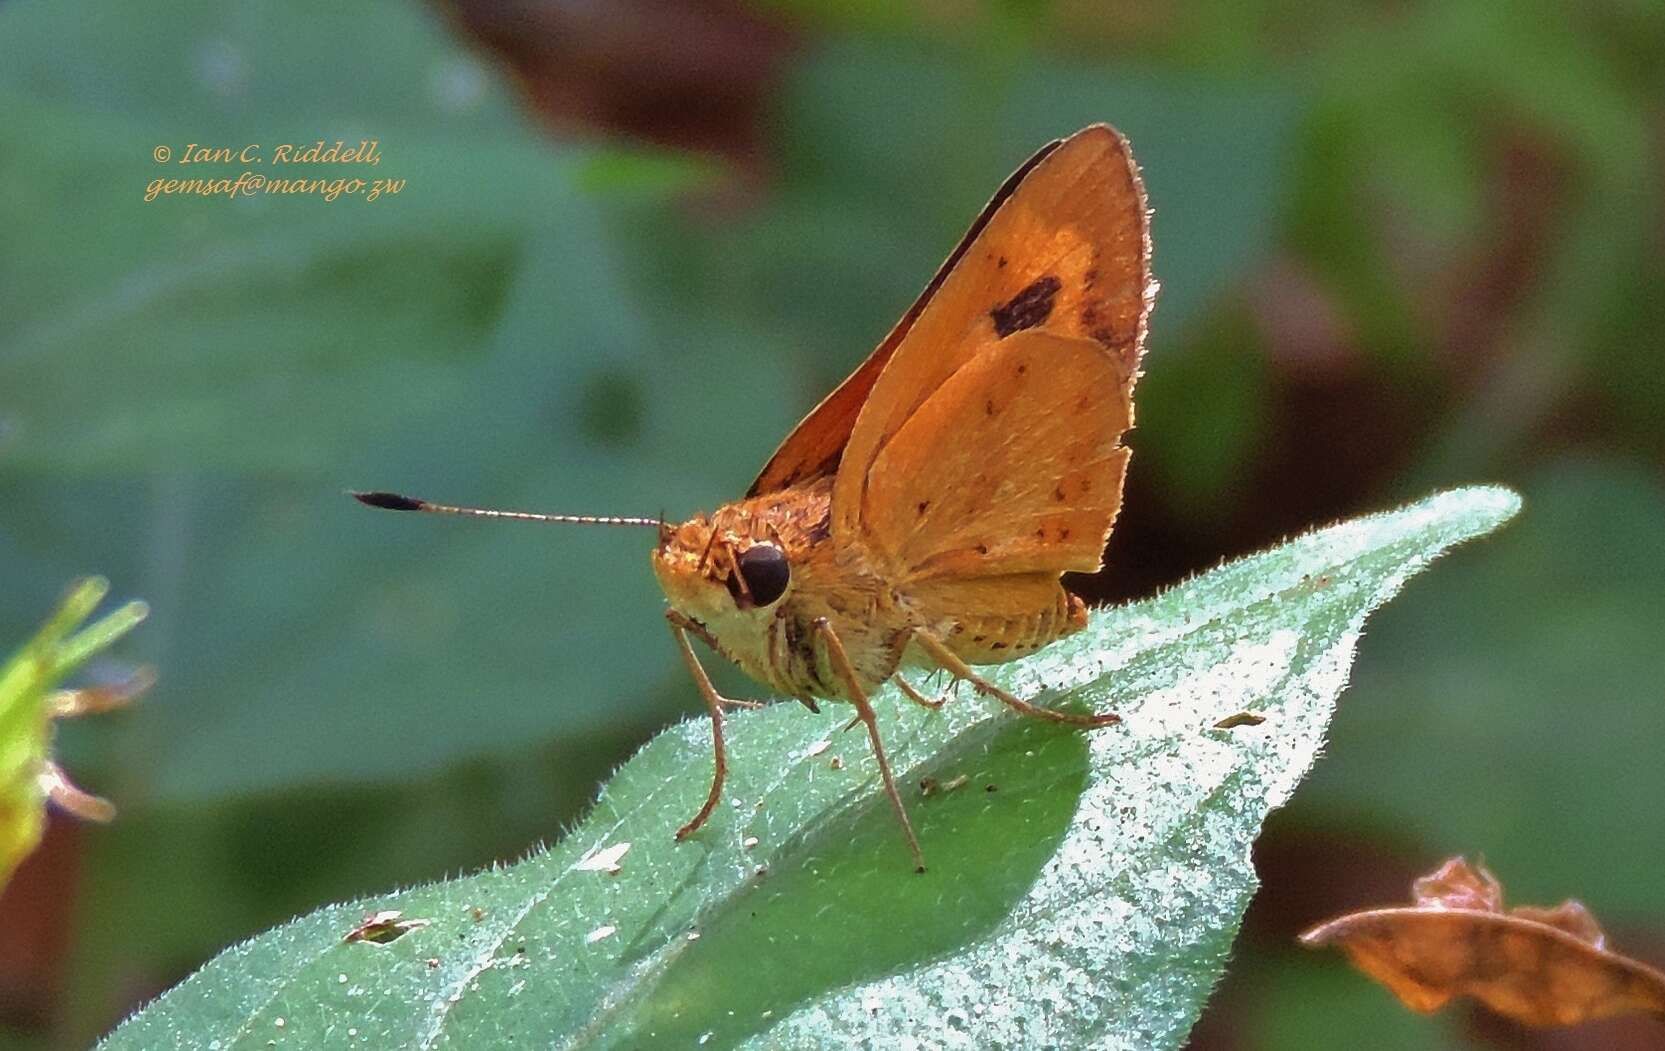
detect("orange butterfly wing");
top-left (831, 125), bottom-right (1152, 576)
top-left (862, 330), bottom-right (1134, 578)
top-left (746, 137), bottom-right (1066, 497)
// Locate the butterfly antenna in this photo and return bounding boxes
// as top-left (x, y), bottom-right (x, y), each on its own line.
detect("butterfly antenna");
top-left (351, 491), bottom-right (663, 529)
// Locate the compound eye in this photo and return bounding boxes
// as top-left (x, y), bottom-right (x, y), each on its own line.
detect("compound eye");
top-left (736, 544), bottom-right (790, 607)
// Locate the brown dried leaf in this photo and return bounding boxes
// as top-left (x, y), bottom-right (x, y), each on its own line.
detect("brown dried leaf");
top-left (1300, 856), bottom-right (1665, 1027)
top-left (1410, 854), bottom-right (1503, 912)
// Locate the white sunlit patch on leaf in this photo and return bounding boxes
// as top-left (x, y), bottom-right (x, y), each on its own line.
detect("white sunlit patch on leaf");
top-left (574, 842), bottom-right (631, 875)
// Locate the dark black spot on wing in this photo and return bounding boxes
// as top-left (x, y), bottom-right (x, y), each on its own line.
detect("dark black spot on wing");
top-left (990, 275), bottom-right (1061, 338)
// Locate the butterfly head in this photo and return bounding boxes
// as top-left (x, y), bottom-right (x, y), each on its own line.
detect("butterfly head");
top-left (652, 509), bottom-right (793, 635)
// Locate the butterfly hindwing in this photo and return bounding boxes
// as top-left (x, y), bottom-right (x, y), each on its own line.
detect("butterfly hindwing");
top-left (861, 330), bottom-right (1134, 579)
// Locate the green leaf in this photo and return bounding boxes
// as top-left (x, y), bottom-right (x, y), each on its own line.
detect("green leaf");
top-left (102, 486), bottom-right (1517, 1049)
top-left (0, 578), bottom-right (147, 890)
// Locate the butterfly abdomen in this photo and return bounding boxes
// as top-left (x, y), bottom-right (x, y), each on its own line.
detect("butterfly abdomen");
top-left (943, 585), bottom-right (1087, 666)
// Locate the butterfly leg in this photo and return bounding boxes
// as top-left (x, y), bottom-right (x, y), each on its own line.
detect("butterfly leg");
top-left (893, 675), bottom-right (947, 711)
top-left (814, 618), bottom-right (927, 873)
top-left (665, 609), bottom-right (757, 842)
top-left (909, 630), bottom-right (1120, 727)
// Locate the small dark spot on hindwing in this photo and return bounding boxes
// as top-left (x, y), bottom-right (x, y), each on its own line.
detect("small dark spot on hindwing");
top-left (990, 275), bottom-right (1061, 338)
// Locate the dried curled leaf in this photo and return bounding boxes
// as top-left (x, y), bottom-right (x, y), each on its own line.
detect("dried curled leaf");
top-left (1301, 856), bottom-right (1665, 1028)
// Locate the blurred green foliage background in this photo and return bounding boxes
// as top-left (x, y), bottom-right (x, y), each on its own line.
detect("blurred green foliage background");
top-left (1, 0), bottom-right (1661, 1047)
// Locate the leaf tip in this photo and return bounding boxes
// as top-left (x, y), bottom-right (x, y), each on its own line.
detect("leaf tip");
top-left (1440, 485), bottom-right (1524, 532)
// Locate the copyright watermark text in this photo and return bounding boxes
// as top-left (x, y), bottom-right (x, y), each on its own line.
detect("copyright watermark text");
top-left (145, 139), bottom-right (404, 203)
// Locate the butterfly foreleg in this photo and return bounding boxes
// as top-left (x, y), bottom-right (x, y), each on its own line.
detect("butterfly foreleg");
top-left (908, 629), bottom-right (1120, 728)
top-left (813, 617), bottom-right (926, 873)
top-left (665, 609), bottom-right (760, 844)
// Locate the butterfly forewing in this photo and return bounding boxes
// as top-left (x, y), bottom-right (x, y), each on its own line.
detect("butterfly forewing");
top-left (830, 124), bottom-right (1152, 541)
